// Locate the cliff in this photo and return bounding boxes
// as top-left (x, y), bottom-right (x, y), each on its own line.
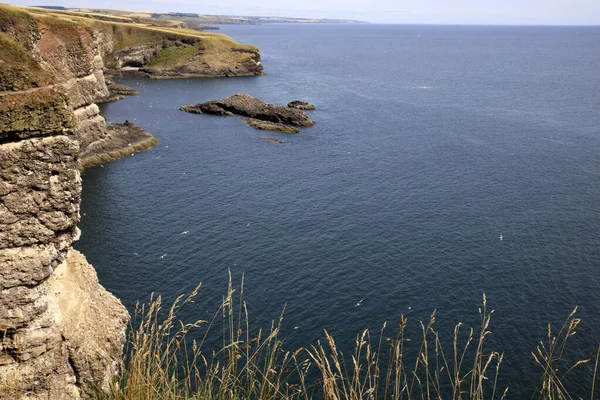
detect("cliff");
top-left (29, 5), bottom-right (264, 79)
top-left (2, 4), bottom-right (263, 167)
top-left (0, 4), bottom-right (264, 398)
top-left (0, 6), bottom-right (127, 398)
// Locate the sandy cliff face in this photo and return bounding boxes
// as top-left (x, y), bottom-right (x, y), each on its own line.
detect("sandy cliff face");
top-left (0, 7), bottom-right (129, 398)
top-left (0, 88), bottom-right (129, 398)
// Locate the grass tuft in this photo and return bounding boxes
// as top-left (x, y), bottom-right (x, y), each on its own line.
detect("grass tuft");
top-left (96, 277), bottom-right (599, 400)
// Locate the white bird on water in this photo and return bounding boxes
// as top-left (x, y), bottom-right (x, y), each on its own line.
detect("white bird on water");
top-left (160, 253), bottom-right (167, 259)
top-left (355, 299), bottom-right (363, 308)
top-left (499, 234), bottom-right (503, 241)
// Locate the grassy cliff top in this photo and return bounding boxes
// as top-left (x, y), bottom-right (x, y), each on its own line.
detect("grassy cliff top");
top-left (17, 5), bottom-right (259, 52)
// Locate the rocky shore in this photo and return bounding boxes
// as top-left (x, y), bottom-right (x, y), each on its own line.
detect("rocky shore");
top-left (79, 121), bottom-right (159, 169)
top-left (181, 93), bottom-right (315, 133)
top-left (243, 118), bottom-right (301, 133)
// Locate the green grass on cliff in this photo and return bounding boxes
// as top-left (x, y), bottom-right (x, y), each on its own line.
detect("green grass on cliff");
top-left (0, 34), bottom-right (53, 91)
top-left (20, 4), bottom-right (259, 53)
top-left (144, 43), bottom-right (201, 69)
top-left (0, 5), bottom-right (54, 91)
top-left (0, 3), bottom-right (39, 46)
top-left (95, 278), bottom-right (600, 400)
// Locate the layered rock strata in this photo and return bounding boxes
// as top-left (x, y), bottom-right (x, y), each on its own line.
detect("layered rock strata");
top-left (0, 86), bottom-right (129, 399)
top-left (29, 13), bottom-right (158, 168)
top-left (0, 6), bottom-right (130, 398)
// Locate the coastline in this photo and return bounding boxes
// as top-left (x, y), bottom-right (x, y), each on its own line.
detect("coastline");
top-left (0, 4), bottom-right (265, 397)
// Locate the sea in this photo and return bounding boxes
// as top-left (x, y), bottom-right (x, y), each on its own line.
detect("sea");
top-left (76, 24), bottom-right (600, 396)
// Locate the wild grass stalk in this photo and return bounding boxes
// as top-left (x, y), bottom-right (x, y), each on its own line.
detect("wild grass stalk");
top-left (97, 272), bottom-right (303, 400)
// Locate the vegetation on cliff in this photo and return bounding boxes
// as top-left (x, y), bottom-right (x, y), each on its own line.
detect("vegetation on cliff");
top-left (0, 87), bottom-right (74, 140)
top-left (3, 4), bottom-right (263, 79)
top-left (97, 279), bottom-right (599, 399)
top-left (0, 5), bottom-right (54, 91)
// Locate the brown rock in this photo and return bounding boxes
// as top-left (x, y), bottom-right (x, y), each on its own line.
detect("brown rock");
top-left (181, 93), bottom-right (315, 127)
top-left (243, 118), bottom-right (301, 133)
top-left (79, 122), bottom-right (159, 169)
top-left (262, 137), bottom-right (285, 144)
top-left (287, 100), bottom-right (315, 110)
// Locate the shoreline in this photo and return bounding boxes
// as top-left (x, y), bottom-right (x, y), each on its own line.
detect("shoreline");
top-left (78, 122), bottom-right (159, 169)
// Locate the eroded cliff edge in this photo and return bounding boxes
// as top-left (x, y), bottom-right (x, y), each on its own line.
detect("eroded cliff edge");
top-left (0, 4), bottom-right (264, 398)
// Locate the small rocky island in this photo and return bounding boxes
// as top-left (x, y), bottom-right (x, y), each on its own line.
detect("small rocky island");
top-left (180, 93), bottom-right (315, 133)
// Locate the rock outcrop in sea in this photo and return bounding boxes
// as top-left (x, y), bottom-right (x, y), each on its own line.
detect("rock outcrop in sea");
top-left (180, 93), bottom-right (315, 133)
top-left (287, 100), bottom-right (315, 110)
top-left (243, 118), bottom-right (301, 133)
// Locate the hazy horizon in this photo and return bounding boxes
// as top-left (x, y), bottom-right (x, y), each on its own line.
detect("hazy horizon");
top-left (7, 0), bottom-right (600, 25)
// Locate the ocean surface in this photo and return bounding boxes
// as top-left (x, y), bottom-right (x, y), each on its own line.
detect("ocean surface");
top-left (77, 24), bottom-right (600, 395)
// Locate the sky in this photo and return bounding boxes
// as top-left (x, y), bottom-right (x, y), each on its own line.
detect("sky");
top-left (9, 0), bottom-right (600, 25)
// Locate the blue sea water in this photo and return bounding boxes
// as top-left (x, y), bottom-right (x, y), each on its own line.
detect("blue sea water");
top-left (77, 24), bottom-right (600, 395)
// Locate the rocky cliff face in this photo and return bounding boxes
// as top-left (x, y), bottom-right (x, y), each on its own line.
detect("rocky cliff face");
top-left (102, 24), bottom-right (263, 79)
top-left (0, 87), bottom-right (129, 398)
top-left (1, 6), bottom-right (266, 397)
top-left (0, 6), bottom-right (132, 398)
top-left (33, 15), bottom-right (158, 168)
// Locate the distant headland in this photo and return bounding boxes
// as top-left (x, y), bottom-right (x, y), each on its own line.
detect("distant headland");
top-left (32, 6), bottom-right (369, 29)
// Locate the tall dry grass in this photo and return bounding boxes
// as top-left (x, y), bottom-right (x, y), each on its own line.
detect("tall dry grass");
top-left (96, 278), bottom-right (599, 400)
top-left (98, 274), bottom-right (306, 400)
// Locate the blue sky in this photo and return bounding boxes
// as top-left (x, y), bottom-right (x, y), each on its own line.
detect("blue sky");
top-left (10, 0), bottom-right (600, 24)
